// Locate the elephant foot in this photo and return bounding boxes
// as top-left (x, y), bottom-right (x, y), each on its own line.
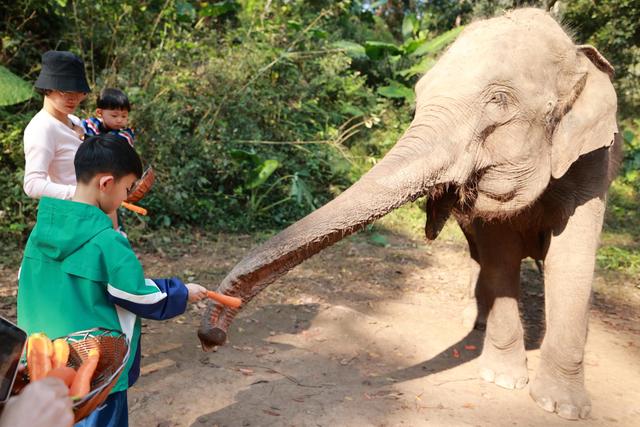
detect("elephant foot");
top-left (530, 364), bottom-right (591, 420)
top-left (478, 343), bottom-right (528, 390)
top-left (462, 300), bottom-right (487, 331)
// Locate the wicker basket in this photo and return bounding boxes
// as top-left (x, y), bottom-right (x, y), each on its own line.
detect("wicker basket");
top-left (17, 328), bottom-right (130, 423)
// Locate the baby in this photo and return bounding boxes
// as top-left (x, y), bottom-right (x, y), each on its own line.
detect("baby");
top-left (82, 88), bottom-right (135, 146)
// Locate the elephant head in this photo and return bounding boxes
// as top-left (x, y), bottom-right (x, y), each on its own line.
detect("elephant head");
top-left (198, 8), bottom-right (617, 349)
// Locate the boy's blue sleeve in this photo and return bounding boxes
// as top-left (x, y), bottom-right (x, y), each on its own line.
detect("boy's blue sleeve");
top-left (107, 277), bottom-right (188, 320)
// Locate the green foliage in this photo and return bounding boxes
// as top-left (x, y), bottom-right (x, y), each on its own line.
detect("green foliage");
top-left (0, 66), bottom-right (33, 106)
top-left (0, 0), bottom-right (638, 280)
top-left (601, 120), bottom-right (640, 276)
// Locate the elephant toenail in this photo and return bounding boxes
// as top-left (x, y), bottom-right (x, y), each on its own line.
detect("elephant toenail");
top-left (536, 396), bottom-right (556, 413)
top-left (557, 403), bottom-right (579, 420)
top-left (515, 377), bottom-right (528, 389)
top-left (580, 406), bottom-right (591, 419)
top-left (479, 368), bottom-right (495, 383)
top-left (495, 375), bottom-right (515, 389)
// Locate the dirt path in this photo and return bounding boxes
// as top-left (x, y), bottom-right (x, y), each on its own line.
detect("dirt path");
top-left (130, 231), bottom-right (639, 427)
top-left (2, 230), bottom-right (639, 426)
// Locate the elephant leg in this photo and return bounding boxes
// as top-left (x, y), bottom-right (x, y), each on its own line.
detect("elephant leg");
top-left (461, 229), bottom-right (487, 330)
top-left (530, 197), bottom-right (605, 420)
top-left (473, 222), bottom-right (528, 390)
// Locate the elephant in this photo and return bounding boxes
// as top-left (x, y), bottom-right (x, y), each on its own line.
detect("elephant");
top-left (198, 8), bottom-right (622, 420)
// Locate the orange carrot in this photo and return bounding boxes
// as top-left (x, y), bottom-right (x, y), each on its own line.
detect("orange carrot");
top-left (206, 291), bottom-right (242, 308)
top-left (51, 338), bottom-right (70, 369)
top-left (69, 349), bottom-right (100, 399)
top-left (27, 333), bottom-right (53, 381)
top-left (46, 366), bottom-right (77, 388)
top-left (121, 201), bottom-right (148, 216)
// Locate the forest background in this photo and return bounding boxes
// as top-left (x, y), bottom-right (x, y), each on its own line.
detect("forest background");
top-left (0, 0), bottom-right (638, 280)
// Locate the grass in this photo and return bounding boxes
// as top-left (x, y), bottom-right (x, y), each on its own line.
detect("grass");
top-left (369, 197), bottom-right (465, 244)
top-left (600, 179), bottom-right (640, 278)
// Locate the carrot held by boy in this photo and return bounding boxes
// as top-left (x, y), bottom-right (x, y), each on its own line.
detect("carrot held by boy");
top-left (206, 291), bottom-right (242, 308)
top-left (121, 201), bottom-right (147, 216)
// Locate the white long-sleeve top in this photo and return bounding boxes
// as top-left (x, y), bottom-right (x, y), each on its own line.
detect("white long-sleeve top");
top-left (23, 109), bottom-right (82, 200)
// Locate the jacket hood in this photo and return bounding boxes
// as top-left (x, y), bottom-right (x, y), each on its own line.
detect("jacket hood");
top-left (29, 197), bottom-right (113, 261)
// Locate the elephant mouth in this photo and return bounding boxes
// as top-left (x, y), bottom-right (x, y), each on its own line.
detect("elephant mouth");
top-left (480, 187), bottom-right (518, 202)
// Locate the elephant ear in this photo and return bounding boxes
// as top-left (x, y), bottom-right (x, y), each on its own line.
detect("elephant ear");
top-left (550, 45), bottom-right (618, 179)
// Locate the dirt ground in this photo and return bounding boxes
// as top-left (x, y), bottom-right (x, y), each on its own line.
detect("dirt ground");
top-left (2, 228), bottom-right (639, 426)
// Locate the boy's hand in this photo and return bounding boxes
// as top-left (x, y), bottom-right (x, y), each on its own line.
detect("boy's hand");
top-left (186, 283), bottom-right (208, 303)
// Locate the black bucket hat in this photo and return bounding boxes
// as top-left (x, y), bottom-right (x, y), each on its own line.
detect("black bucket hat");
top-left (34, 50), bottom-right (91, 93)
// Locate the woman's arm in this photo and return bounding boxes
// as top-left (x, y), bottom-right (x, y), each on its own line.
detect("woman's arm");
top-left (23, 126), bottom-right (76, 200)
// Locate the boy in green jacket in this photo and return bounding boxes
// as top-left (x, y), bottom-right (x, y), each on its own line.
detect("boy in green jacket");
top-left (17, 133), bottom-right (208, 427)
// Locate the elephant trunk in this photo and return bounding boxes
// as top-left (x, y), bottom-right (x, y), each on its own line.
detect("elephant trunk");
top-left (198, 131), bottom-right (454, 349)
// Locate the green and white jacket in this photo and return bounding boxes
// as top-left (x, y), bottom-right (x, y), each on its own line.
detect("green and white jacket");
top-left (18, 197), bottom-right (188, 392)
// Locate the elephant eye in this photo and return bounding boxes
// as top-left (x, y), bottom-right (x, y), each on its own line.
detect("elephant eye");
top-left (489, 91), bottom-right (509, 107)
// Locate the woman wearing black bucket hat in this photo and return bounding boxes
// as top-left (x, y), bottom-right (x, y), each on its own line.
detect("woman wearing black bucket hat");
top-left (23, 50), bottom-right (90, 200)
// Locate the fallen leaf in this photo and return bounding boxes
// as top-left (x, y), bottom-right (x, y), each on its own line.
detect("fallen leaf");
top-left (263, 409), bottom-right (280, 416)
top-left (238, 368), bottom-right (254, 376)
top-left (141, 359), bottom-right (176, 376)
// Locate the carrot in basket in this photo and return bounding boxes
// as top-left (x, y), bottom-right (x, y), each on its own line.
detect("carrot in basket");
top-left (51, 338), bottom-right (70, 369)
top-left (27, 332), bottom-right (53, 381)
top-left (46, 366), bottom-right (77, 388)
top-left (69, 349), bottom-right (100, 399)
top-left (121, 201), bottom-right (147, 216)
top-left (206, 291), bottom-right (242, 308)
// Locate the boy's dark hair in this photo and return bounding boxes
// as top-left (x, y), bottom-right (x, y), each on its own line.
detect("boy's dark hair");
top-left (75, 134), bottom-right (142, 183)
top-left (96, 88), bottom-right (130, 111)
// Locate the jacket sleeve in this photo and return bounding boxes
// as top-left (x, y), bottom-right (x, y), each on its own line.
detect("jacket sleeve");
top-left (104, 233), bottom-right (188, 320)
top-left (107, 277), bottom-right (188, 320)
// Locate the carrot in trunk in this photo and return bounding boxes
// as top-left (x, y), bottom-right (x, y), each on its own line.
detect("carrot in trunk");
top-left (27, 333), bottom-right (53, 381)
top-left (69, 349), bottom-right (100, 399)
top-left (51, 338), bottom-right (70, 369)
top-left (206, 291), bottom-right (242, 308)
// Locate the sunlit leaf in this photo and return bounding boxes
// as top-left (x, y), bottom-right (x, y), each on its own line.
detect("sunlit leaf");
top-left (287, 20), bottom-right (302, 31)
top-left (229, 149), bottom-right (260, 165)
top-left (332, 41), bottom-right (367, 59)
top-left (411, 26), bottom-right (464, 57)
top-left (377, 81), bottom-right (415, 103)
top-left (247, 159), bottom-right (279, 189)
top-left (397, 57), bottom-right (437, 78)
top-left (402, 13), bottom-right (418, 40)
top-left (364, 41), bottom-right (401, 60)
top-left (199, 0), bottom-right (240, 18)
top-left (0, 65), bottom-right (33, 107)
top-left (402, 38), bottom-right (426, 55)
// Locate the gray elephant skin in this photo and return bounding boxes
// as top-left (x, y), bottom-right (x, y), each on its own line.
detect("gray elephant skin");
top-left (199, 8), bottom-right (622, 420)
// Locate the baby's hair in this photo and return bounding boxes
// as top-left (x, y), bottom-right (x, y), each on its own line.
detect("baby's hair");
top-left (97, 88), bottom-right (131, 111)
top-left (75, 134), bottom-right (142, 184)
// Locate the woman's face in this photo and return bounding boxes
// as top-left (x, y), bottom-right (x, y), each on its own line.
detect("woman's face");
top-left (47, 90), bottom-right (87, 115)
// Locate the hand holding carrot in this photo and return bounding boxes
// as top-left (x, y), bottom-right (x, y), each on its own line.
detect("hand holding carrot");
top-left (185, 283), bottom-right (208, 303)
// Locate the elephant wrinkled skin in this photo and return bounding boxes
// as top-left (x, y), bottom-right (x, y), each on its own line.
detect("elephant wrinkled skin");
top-left (199, 8), bottom-right (622, 420)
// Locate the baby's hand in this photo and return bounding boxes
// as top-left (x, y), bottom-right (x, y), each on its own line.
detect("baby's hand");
top-left (186, 283), bottom-right (208, 303)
